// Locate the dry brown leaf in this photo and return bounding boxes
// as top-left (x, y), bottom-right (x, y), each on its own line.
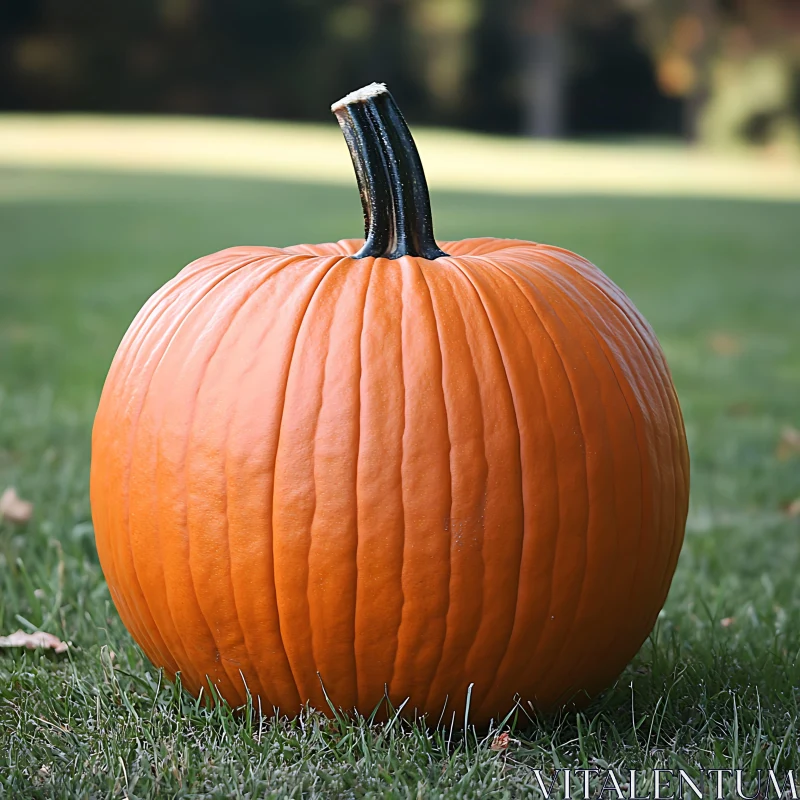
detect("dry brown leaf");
top-left (720, 617), bottom-right (735, 628)
top-left (0, 629), bottom-right (68, 654)
top-left (776, 427), bottom-right (800, 461)
top-left (0, 487), bottom-right (33, 524)
top-left (726, 401), bottom-right (753, 417)
top-left (709, 332), bottom-right (742, 356)
top-left (490, 732), bottom-right (510, 752)
top-left (785, 498), bottom-right (800, 518)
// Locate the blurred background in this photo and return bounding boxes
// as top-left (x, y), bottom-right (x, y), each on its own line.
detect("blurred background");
top-left (2, 2), bottom-right (800, 792)
top-left (2, 0), bottom-right (800, 148)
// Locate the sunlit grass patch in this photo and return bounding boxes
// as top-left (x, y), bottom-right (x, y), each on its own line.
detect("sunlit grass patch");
top-left (1, 114), bottom-right (799, 201)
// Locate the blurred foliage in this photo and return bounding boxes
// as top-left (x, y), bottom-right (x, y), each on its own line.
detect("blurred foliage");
top-left (0, 0), bottom-right (798, 148)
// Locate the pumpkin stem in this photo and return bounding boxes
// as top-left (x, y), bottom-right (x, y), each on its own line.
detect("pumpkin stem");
top-left (332, 83), bottom-right (448, 260)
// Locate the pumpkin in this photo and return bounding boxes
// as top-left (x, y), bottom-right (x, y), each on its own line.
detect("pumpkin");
top-left (91, 83), bottom-right (689, 727)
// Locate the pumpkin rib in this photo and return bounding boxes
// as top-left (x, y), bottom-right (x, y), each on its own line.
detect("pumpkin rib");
top-left (142, 255), bottom-right (277, 692)
top-left (243, 254), bottom-right (344, 713)
top-left (411, 257), bottom-right (455, 714)
top-left (159, 253), bottom-right (297, 700)
top-left (272, 256), bottom-right (366, 709)
top-left (124, 264), bottom-right (259, 690)
top-left (466, 253), bottom-right (612, 720)
top-left (522, 257), bottom-right (648, 704)
top-left (518, 261), bottom-right (627, 706)
top-left (230, 253), bottom-right (343, 710)
top-left (388, 256), bottom-right (451, 710)
top-left (205, 255), bottom-right (316, 707)
top-left (371, 257), bottom-right (406, 707)
top-left (456, 256), bottom-right (562, 721)
top-left (271, 254), bottom-right (354, 712)
top-left (590, 283), bottom-right (687, 628)
top-left (543, 267), bottom-right (648, 689)
top-left (560, 259), bottom-right (685, 626)
top-left (172, 255), bottom-right (301, 701)
top-left (550, 261), bottom-right (666, 591)
top-left (483, 256), bottom-right (591, 704)
top-left (461, 258), bottom-right (527, 690)
top-left (170, 258), bottom-right (285, 705)
top-left (464, 253), bottom-right (568, 712)
top-left (95, 266), bottom-right (229, 677)
top-left (306, 256), bottom-right (374, 711)
top-left (436, 255), bottom-right (526, 720)
top-left (352, 257), bottom-right (405, 713)
top-left (549, 254), bottom-right (685, 685)
top-left (416, 258), bottom-right (491, 720)
top-left (117, 255), bottom-right (266, 688)
top-left (215, 266), bottom-right (299, 707)
top-left (611, 303), bottom-right (687, 609)
top-left (225, 255), bottom-right (340, 713)
top-left (348, 255), bottom-right (377, 711)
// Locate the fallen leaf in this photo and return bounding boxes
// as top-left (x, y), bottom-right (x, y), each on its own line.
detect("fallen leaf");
top-left (490, 732), bottom-right (510, 752)
top-left (0, 487), bottom-right (33, 524)
top-left (0, 630), bottom-right (68, 654)
top-left (785, 498), bottom-right (800, 518)
top-left (776, 427), bottom-right (800, 461)
top-left (720, 617), bottom-right (735, 628)
top-left (726, 401), bottom-right (753, 417)
top-left (709, 332), bottom-right (742, 356)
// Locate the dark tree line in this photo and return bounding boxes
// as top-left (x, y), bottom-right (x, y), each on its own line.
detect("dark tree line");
top-left (1, 0), bottom-right (797, 143)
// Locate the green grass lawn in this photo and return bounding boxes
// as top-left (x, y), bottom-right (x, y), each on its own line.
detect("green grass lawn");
top-left (1, 165), bottom-right (799, 798)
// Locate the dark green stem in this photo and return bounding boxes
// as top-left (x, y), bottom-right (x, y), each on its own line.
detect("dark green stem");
top-left (332, 84), bottom-right (448, 260)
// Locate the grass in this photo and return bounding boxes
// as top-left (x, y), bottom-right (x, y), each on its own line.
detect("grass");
top-left (0, 161), bottom-right (799, 798)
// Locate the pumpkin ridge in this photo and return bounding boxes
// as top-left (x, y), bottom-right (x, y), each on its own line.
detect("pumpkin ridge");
top-left (485, 257), bottom-right (590, 702)
top-left (173, 259), bottom-right (287, 705)
top-left (388, 256), bottom-right (452, 708)
top-left (271, 255), bottom-right (353, 712)
top-left (600, 286), bottom-right (688, 607)
top-left (415, 257), bottom-right (454, 712)
top-left (434, 255), bottom-right (524, 720)
top-left (535, 261), bottom-right (649, 698)
top-left (163, 254), bottom-right (296, 697)
top-left (416, 257), bottom-right (491, 718)
top-left (117, 255), bottom-right (268, 689)
top-left (543, 259), bottom-right (666, 640)
top-left (306, 257), bottom-right (374, 710)
top-left (461, 256), bottom-right (560, 718)
top-left (564, 260), bottom-right (687, 621)
top-left (165, 254), bottom-right (294, 698)
top-left (555, 257), bottom-right (681, 611)
top-left (214, 258), bottom-right (316, 706)
top-left (248, 254), bottom-right (345, 711)
top-left (351, 255), bottom-right (377, 711)
top-left (379, 257), bottom-right (407, 706)
top-left (515, 260), bottom-right (640, 703)
top-left (95, 259), bottom-right (243, 675)
top-left (463, 258), bottom-right (555, 716)
top-left (239, 256), bottom-right (344, 710)
top-left (503, 257), bottom-right (610, 706)
top-left (551, 253), bottom-right (687, 697)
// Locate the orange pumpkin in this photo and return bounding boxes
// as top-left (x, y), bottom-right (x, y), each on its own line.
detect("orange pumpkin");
top-left (91, 83), bottom-right (689, 727)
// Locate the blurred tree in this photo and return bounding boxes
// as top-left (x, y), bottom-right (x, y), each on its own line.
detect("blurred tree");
top-left (0, 0), bottom-right (797, 148)
top-left (519, 0), bottom-right (568, 138)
